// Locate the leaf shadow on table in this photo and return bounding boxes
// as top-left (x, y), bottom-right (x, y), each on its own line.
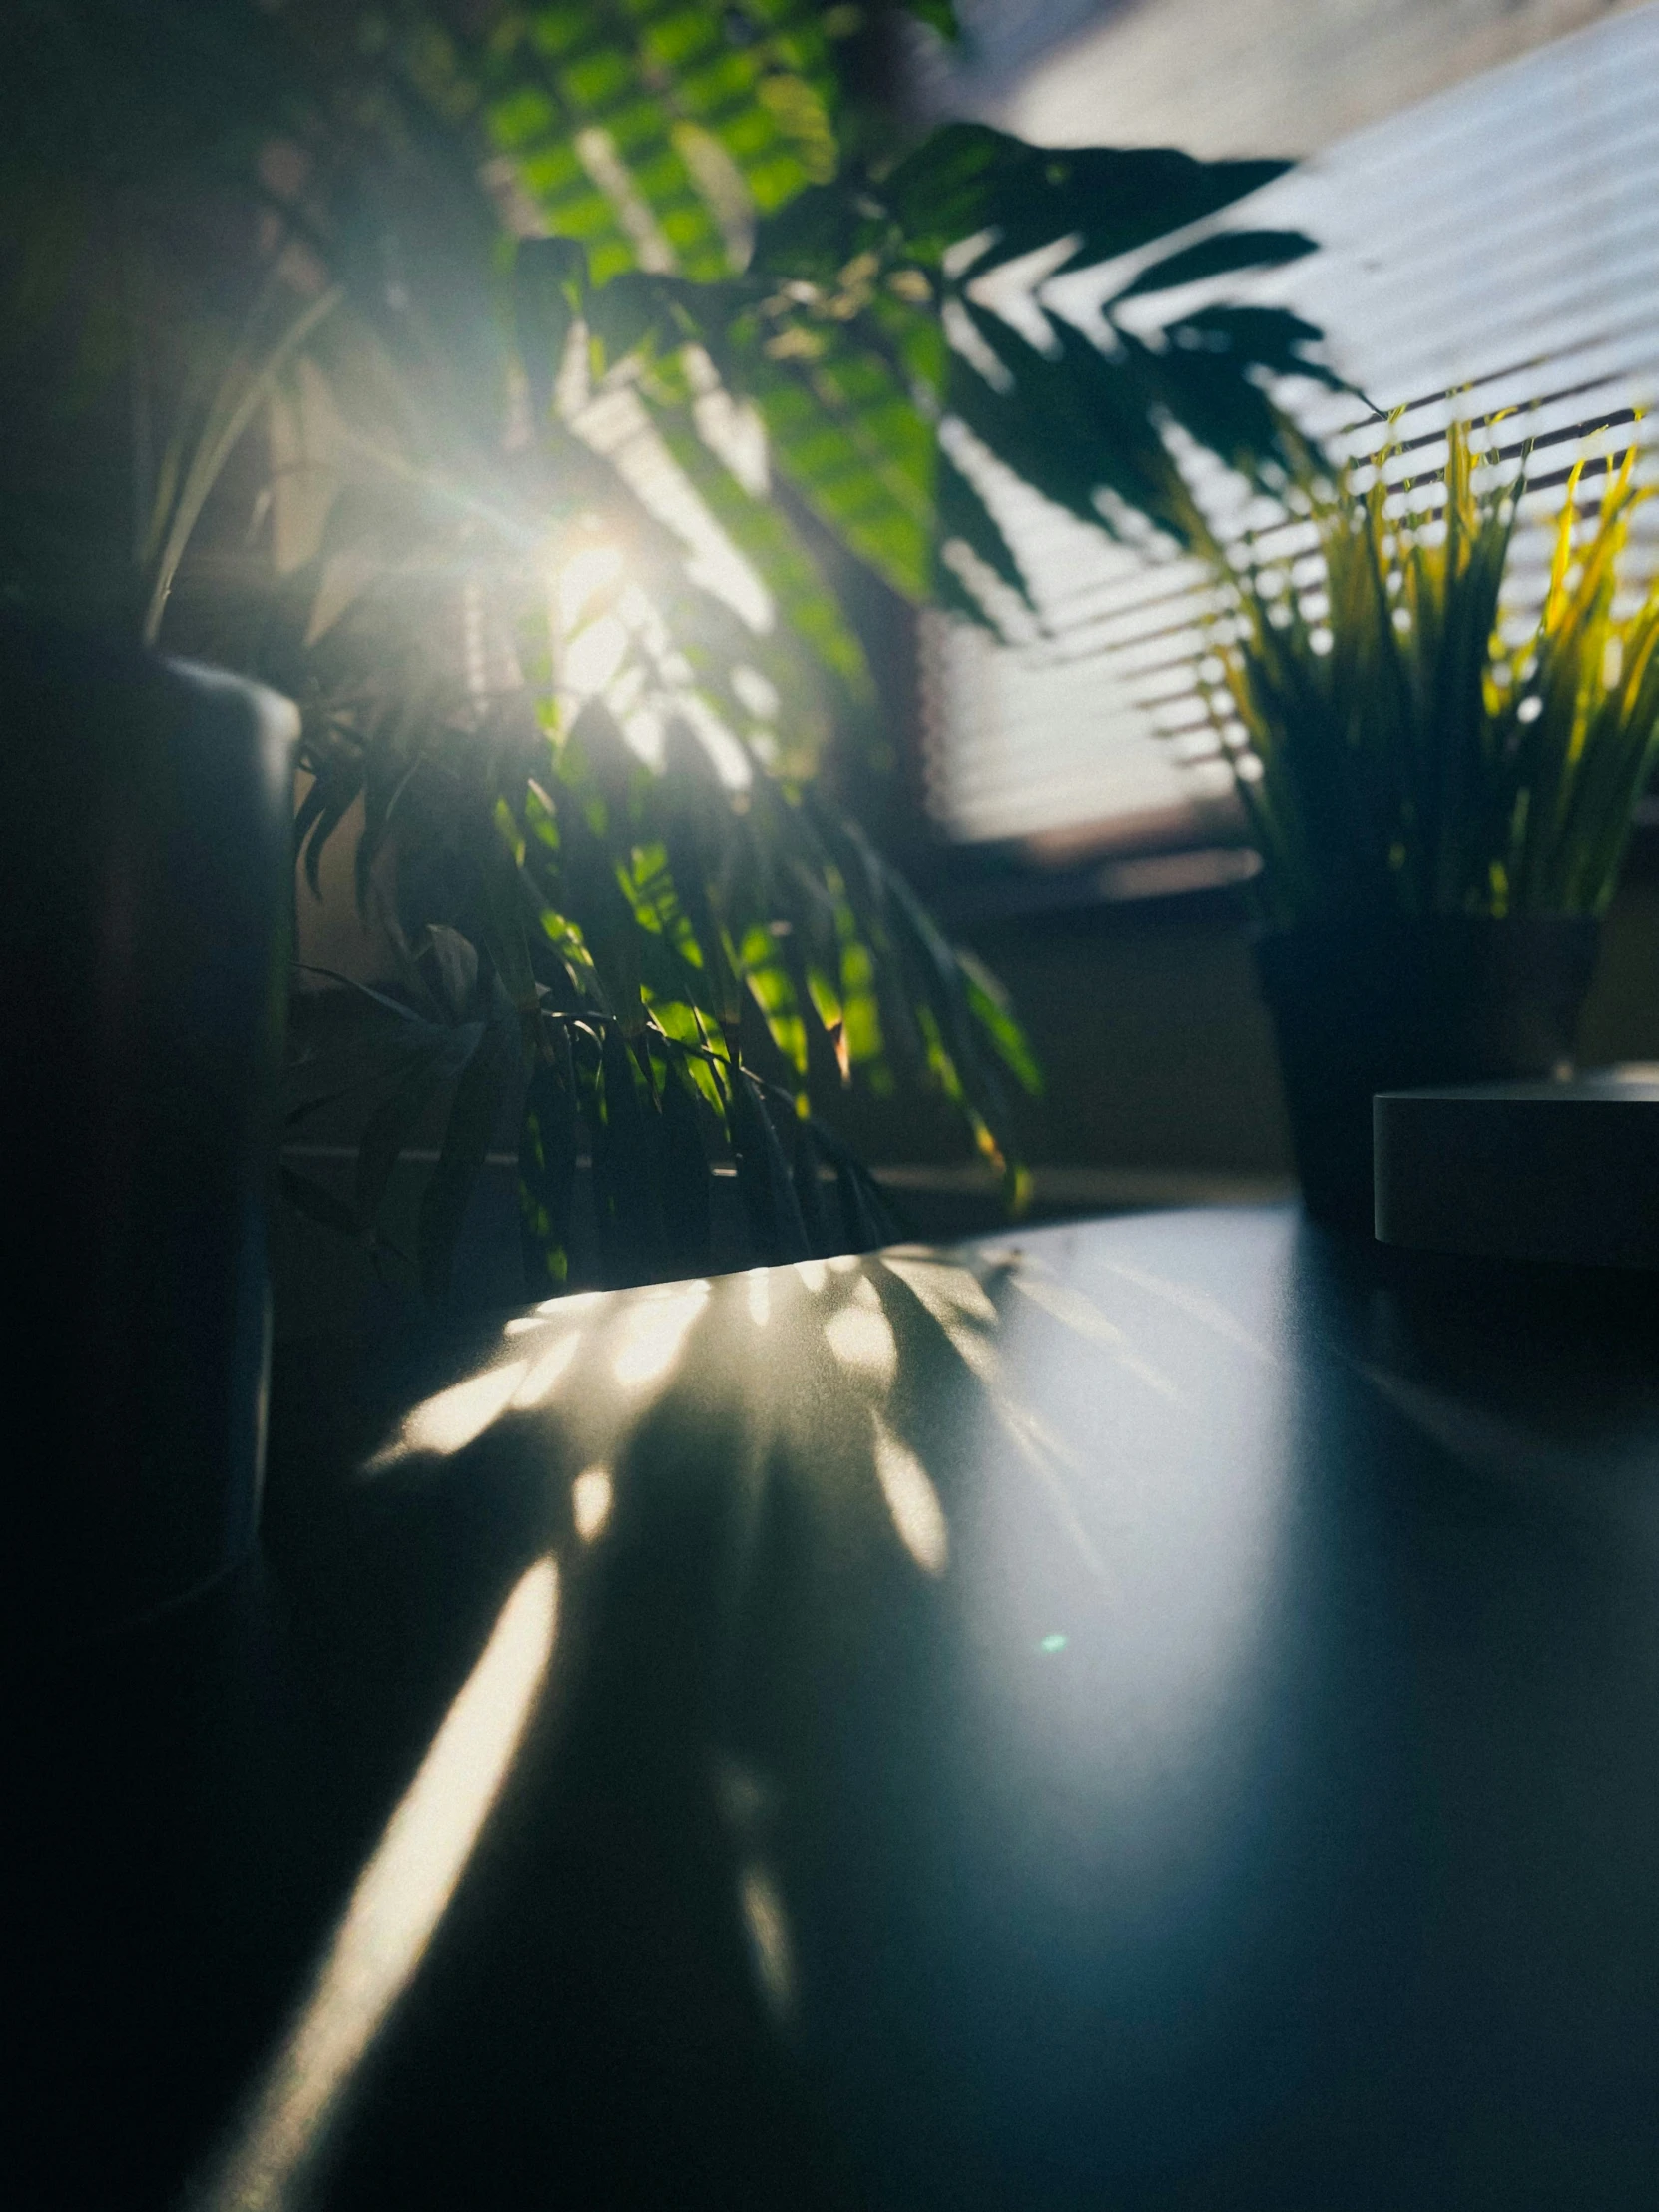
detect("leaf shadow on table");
top-left (224, 1216), bottom-right (1659, 2212)
top-left (213, 1249), bottom-right (1087, 2211)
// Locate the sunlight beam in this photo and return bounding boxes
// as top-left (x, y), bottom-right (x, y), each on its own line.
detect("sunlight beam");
top-left (825, 1302), bottom-right (897, 1393)
top-left (571, 1464), bottom-right (614, 1541)
top-left (513, 1332), bottom-right (583, 1409)
top-left (871, 1413), bottom-right (949, 1578)
top-left (196, 1558), bottom-right (559, 2212)
top-left (612, 1280), bottom-right (710, 1389)
top-left (369, 1359), bottom-right (530, 1469)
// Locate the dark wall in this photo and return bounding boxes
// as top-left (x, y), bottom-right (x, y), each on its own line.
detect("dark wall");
top-left (1000, 877), bottom-right (1659, 1176)
top-left (826, 871), bottom-right (1659, 1177)
top-left (961, 895), bottom-right (1291, 1174)
top-left (1578, 879), bottom-right (1659, 1070)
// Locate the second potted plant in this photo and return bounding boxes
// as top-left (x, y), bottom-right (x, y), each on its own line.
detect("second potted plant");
top-left (1201, 420), bottom-right (1659, 1233)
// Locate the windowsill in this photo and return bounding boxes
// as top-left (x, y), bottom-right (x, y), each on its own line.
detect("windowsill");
top-left (911, 809), bottom-right (1659, 934)
top-left (872, 1163), bottom-right (1295, 1214)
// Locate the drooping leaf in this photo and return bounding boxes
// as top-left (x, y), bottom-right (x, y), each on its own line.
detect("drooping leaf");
top-left (658, 1051), bottom-right (714, 1279)
top-left (356, 1024), bottom-right (480, 1229)
top-left (417, 1014), bottom-right (516, 1304)
top-left (956, 947), bottom-right (1045, 1097)
top-left (947, 312), bottom-right (1198, 545)
top-left (298, 772), bottom-right (362, 903)
top-left (278, 1164), bottom-right (364, 1240)
top-left (545, 742), bottom-right (647, 1025)
top-left (1162, 302), bottom-right (1348, 392)
top-left (645, 391), bottom-right (874, 699)
top-left (934, 450), bottom-right (1036, 623)
top-left (832, 1150), bottom-right (888, 1255)
top-left (514, 236), bottom-right (588, 423)
top-left (722, 324), bottom-right (938, 601)
top-left (728, 1069), bottom-right (809, 1263)
top-left (660, 730), bottom-right (744, 1028)
top-left (518, 1027), bottom-right (581, 1293)
top-left (791, 1115), bottom-right (832, 1258)
top-left (1109, 229), bottom-right (1320, 301)
top-left (481, 815), bottom-right (543, 1017)
top-left (420, 923), bottom-right (481, 1023)
top-left (903, 0), bottom-right (962, 42)
top-left (882, 126), bottom-right (1294, 272)
top-left (592, 1020), bottom-right (666, 1284)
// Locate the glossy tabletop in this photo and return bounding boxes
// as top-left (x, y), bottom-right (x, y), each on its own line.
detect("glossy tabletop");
top-left (21, 1209), bottom-right (1659, 2210)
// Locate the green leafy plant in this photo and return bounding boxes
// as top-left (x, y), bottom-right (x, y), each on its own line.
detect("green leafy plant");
top-left (3, 0), bottom-right (1334, 1300)
top-left (1202, 419), bottom-right (1659, 927)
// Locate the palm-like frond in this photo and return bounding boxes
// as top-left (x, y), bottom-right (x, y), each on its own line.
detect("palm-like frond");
top-left (4, 0), bottom-right (1340, 1297)
top-left (556, 119), bottom-right (1336, 619)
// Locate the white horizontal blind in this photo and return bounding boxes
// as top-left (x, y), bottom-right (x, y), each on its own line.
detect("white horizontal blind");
top-left (921, 4), bottom-right (1659, 856)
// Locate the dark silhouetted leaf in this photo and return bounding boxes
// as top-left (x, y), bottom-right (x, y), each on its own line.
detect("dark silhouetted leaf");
top-left (1164, 303), bottom-right (1349, 392)
top-left (278, 1164), bottom-right (362, 1238)
top-left (956, 948), bottom-right (1044, 1097)
top-left (905, 0), bottom-right (962, 40)
top-left (479, 823), bottom-right (541, 1015)
top-left (729, 1072), bottom-right (809, 1263)
top-left (658, 1056), bottom-right (713, 1279)
top-left (514, 237), bottom-right (588, 424)
top-left (1110, 228), bottom-right (1319, 301)
top-left (518, 1026), bottom-right (580, 1294)
top-left (791, 1117), bottom-right (832, 1258)
top-left (661, 731), bottom-right (743, 1028)
top-left (417, 1018), bottom-right (514, 1304)
top-left (882, 126), bottom-right (1293, 271)
top-left (948, 312), bottom-right (1196, 545)
top-left (833, 1153), bottom-right (887, 1254)
top-left (356, 1025), bottom-right (479, 1228)
top-left (420, 923), bottom-right (479, 1022)
top-left (299, 778), bottom-right (359, 901)
top-left (935, 454), bottom-right (1035, 622)
top-left (586, 270), bottom-right (679, 373)
top-left (551, 760), bottom-right (645, 1025)
top-left (592, 1023), bottom-right (665, 1286)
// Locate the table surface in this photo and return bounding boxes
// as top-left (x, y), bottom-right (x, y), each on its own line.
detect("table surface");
top-left (21, 1207), bottom-right (1659, 2211)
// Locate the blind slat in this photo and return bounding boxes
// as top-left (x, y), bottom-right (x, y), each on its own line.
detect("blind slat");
top-left (924, 6), bottom-right (1659, 850)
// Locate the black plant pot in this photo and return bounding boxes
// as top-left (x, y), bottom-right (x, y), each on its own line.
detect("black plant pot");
top-left (1, 611), bottom-right (297, 1639)
top-left (1255, 914), bottom-right (1600, 1238)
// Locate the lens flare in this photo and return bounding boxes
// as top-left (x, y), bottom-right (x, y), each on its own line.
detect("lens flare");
top-left (553, 542), bottom-right (622, 630)
top-left (562, 613), bottom-right (629, 696)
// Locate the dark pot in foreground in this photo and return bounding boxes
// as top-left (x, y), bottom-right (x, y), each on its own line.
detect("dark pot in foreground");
top-left (1, 611), bottom-right (297, 1638)
top-left (1255, 915), bottom-right (1600, 1237)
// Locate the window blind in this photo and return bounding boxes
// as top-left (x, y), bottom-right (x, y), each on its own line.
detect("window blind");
top-left (920, 4), bottom-right (1659, 860)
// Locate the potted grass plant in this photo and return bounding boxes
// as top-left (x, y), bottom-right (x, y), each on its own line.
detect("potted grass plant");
top-left (1200, 420), bottom-right (1659, 1232)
